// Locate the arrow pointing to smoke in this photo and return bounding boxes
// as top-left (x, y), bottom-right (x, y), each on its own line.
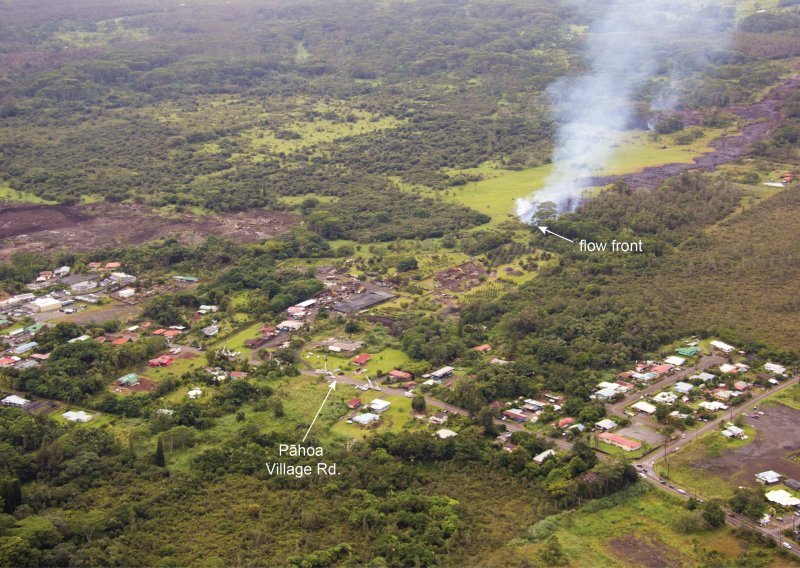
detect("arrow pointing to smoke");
top-left (537, 226), bottom-right (574, 243)
top-left (302, 381), bottom-right (336, 443)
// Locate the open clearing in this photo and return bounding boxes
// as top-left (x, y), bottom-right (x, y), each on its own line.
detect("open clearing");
top-left (0, 202), bottom-right (299, 260)
top-left (515, 486), bottom-right (748, 567)
top-left (664, 402), bottom-right (800, 499)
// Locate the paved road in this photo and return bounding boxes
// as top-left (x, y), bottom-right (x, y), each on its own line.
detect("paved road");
top-left (607, 355), bottom-right (724, 415)
top-left (634, 375), bottom-right (800, 556)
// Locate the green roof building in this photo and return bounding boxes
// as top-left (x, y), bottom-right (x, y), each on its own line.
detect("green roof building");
top-left (117, 373), bottom-right (139, 386)
top-left (676, 346), bottom-right (700, 357)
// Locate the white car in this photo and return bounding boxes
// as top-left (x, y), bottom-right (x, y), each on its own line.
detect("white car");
top-left (404, 391), bottom-right (414, 398)
top-left (783, 543), bottom-right (792, 550)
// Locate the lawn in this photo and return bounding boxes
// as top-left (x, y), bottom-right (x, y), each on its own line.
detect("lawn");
top-left (769, 382), bottom-right (800, 411)
top-left (138, 351), bottom-right (204, 381)
top-left (329, 389), bottom-right (417, 441)
top-left (515, 484), bottom-right (765, 566)
top-left (0, 182), bottom-right (57, 204)
top-left (444, 128), bottom-right (725, 226)
top-left (655, 424), bottom-right (757, 500)
top-left (209, 321), bottom-right (263, 357)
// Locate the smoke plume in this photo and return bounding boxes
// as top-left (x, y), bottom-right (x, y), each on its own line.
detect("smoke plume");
top-left (516, 0), bottom-right (731, 223)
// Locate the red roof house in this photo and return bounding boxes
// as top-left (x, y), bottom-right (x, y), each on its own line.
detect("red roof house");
top-left (353, 353), bottom-right (372, 366)
top-left (389, 370), bottom-right (412, 381)
top-left (472, 344), bottom-right (492, 352)
top-left (152, 329), bottom-right (166, 336)
top-left (347, 398), bottom-right (362, 409)
top-left (651, 364), bottom-right (673, 375)
top-left (598, 432), bottom-right (641, 451)
top-left (149, 355), bottom-right (174, 367)
top-left (112, 337), bottom-right (130, 345)
top-left (557, 417), bottom-right (576, 429)
top-left (163, 330), bottom-right (182, 339)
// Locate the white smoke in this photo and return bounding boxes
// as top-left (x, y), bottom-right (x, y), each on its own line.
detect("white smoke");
top-left (516, 0), bottom-right (731, 223)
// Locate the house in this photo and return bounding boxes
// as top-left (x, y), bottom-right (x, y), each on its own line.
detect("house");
top-left (103, 262), bottom-right (122, 271)
top-left (331, 290), bottom-right (394, 314)
top-left (676, 346), bottom-right (700, 357)
top-left (0, 356), bottom-right (19, 367)
top-left (346, 398), bottom-right (362, 410)
top-left (286, 306), bottom-right (307, 318)
top-left (229, 371), bottom-right (248, 379)
top-left (595, 419), bottom-right (618, 431)
top-left (785, 479), bottom-right (800, 491)
top-left (472, 344), bottom-right (492, 352)
top-left (669, 410), bottom-right (688, 420)
top-left (187, 388), bottom-right (203, 399)
top-left (111, 337), bottom-right (130, 345)
top-left (401, 381), bottom-right (416, 391)
top-left (489, 400), bottom-right (506, 410)
top-left (710, 340), bottom-right (735, 354)
top-left (15, 359), bottom-right (38, 371)
top-left (674, 382), bottom-right (694, 394)
top-left (2, 395), bottom-right (30, 407)
top-left (764, 362), bottom-right (787, 376)
top-left (152, 329), bottom-right (166, 336)
top-left (202, 324), bottom-right (219, 337)
top-left (490, 358), bottom-right (510, 365)
top-left (117, 373), bottom-right (140, 386)
top-left (294, 299), bottom-right (317, 309)
top-left (691, 372), bottom-right (716, 382)
top-left (328, 340), bottom-right (363, 353)
top-left (557, 417), bottom-right (575, 429)
top-left (615, 380), bottom-right (635, 393)
top-left (429, 412), bottom-right (448, 425)
top-left (173, 276), bottom-right (198, 284)
top-left (653, 392), bottom-right (677, 405)
top-left (148, 356), bottom-right (174, 367)
top-left (369, 399), bottom-right (391, 413)
top-left (651, 364), bottom-right (673, 375)
top-left (595, 387), bottom-right (620, 401)
top-left (352, 353), bottom-right (372, 366)
top-left (163, 329), bottom-right (183, 339)
top-left (712, 389), bottom-right (735, 401)
top-left (665, 356), bottom-right (686, 366)
top-left (244, 337), bottom-right (269, 349)
top-left (28, 297), bottom-right (62, 313)
top-left (12, 341), bottom-right (38, 355)
top-left (436, 429), bottom-right (457, 439)
top-left (765, 489), bottom-right (800, 508)
top-left (62, 410), bottom-right (93, 423)
top-left (533, 449), bottom-right (556, 464)
top-left (117, 288), bottom-right (136, 299)
top-left (632, 401), bottom-right (657, 414)
top-left (54, 266), bottom-right (70, 278)
top-left (503, 409), bottom-right (527, 422)
top-left (277, 320), bottom-right (303, 332)
top-left (699, 401), bottom-right (728, 411)
top-left (598, 432), bottom-right (641, 452)
top-left (388, 370), bottom-right (413, 381)
top-left (722, 425), bottom-right (744, 438)
top-left (756, 470), bottom-right (782, 485)
top-left (733, 380), bottom-right (749, 392)
top-left (431, 366), bottom-right (454, 380)
top-left (353, 413), bottom-right (380, 425)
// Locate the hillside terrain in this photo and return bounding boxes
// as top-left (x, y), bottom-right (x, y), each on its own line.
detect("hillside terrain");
top-left (1, 0), bottom-right (800, 567)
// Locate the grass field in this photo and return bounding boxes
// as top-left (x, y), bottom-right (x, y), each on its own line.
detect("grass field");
top-left (329, 390), bottom-right (417, 441)
top-left (515, 484), bottom-right (770, 566)
top-left (656, 424), bottom-right (757, 500)
top-left (444, 128), bottom-right (724, 226)
top-left (209, 322), bottom-right (263, 358)
top-left (0, 182), bottom-right (57, 204)
top-left (770, 383), bottom-right (800, 411)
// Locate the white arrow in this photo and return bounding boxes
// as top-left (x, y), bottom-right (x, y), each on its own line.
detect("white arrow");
top-left (301, 380), bottom-right (336, 443)
top-left (537, 226), bottom-right (574, 243)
